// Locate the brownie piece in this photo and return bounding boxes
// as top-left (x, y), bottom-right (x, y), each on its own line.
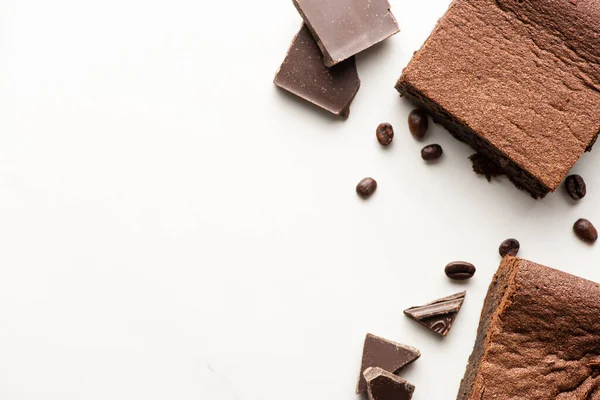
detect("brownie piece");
top-left (396, 0), bottom-right (600, 198)
top-left (458, 256), bottom-right (600, 399)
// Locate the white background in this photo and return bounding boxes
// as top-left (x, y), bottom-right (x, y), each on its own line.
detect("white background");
top-left (0, 0), bottom-right (599, 399)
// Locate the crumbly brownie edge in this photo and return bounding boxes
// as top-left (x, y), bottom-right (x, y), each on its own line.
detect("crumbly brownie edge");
top-left (396, 80), bottom-right (551, 199)
top-left (456, 256), bottom-right (520, 400)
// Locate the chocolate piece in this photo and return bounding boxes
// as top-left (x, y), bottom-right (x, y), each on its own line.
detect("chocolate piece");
top-left (356, 178), bottom-right (377, 198)
top-left (499, 238), bottom-right (520, 257)
top-left (274, 25), bottom-right (360, 118)
top-left (574, 218), bottom-right (598, 244)
top-left (445, 262), bottom-right (476, 281)
top-left (565, 175), bottom-right (587, 201)
top-left (292, 0), bottom-right (400, 67)
top-left (363, 367), bottom-right (415, 400)
top-left (396, 0), bottom-right (600, 198)
top-left (356, 333), bottom-right (420, 394)
top-left (404, 291), bottom-right (465, 336)
top-left (458, 256), bottom-right (600, 399)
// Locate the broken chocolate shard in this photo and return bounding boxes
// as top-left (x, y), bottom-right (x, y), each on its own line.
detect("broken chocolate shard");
top-left (274, 25), bottom-right (360, 118)
top-left (356, 333), bottom-right (420, 394)
top-left (404, 291), bottom-right (465, 337)
top-left (363, 367), bottom-right (415, 400)
top-left (292, 0), bottom-right (400, 67)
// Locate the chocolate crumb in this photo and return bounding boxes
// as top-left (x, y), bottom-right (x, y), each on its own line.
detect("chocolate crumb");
top-left (469, 153), bottom-right (505, 182)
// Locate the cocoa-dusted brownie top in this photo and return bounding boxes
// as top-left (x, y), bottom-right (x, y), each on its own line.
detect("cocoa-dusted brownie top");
top-left (459, 256), bottom-right (600, 399)
top-left (399, 0), bottom-right (600, 192)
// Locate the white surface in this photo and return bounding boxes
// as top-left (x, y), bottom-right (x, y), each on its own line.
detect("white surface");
top-left (0, 0), bottom-right (599, 399)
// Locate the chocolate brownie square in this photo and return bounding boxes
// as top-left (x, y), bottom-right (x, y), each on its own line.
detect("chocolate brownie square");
top-left (396, 0), bottom-right (600, 198)
top-left (459, 256), bottom-right (600, 399)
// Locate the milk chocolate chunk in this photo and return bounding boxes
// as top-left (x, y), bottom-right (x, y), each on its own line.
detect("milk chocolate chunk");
top-left (274, 25), bottom-right (360, 118)
top-left (356, 333), bottom-right (420, 394)
top-left (292, 0), bottom-right (400, 67)
top-left (363, 367), bottom-right (415, 400)
top-left (404, 291), bottom-right (465, 337)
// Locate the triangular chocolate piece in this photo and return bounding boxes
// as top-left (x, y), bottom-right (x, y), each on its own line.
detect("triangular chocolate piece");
top-left (363, 367), bottom-right (415, 400)
top-left (404, 291), bottom-right (465, 337)
top-left (356, 333), bottom-right (420, 394)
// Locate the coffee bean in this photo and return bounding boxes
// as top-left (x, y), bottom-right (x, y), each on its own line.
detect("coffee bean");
top-left (376, 123), bottom-right (394, 146)
top-left (565, 175), bottom-right (586, 201)
top-left (408, 109), bottom-right (429, 139)
top-left (356, 178), bottom-right (377, 198)
top-left (574, 218), bottom-right (598, 243)
top-left (499, 238), bottom-right (520, 257)
top-left (445, 262), bottom-right (476, 280)
top-left (421, 144), bottom-right (443, 161)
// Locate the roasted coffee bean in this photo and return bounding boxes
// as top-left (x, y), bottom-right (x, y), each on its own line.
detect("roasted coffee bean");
top-left (499, 238), bottom-right (520, 257)
top-left (565, 175), bottom-right (587, 201)
top-left (445, 262), bottom-right (476, 280)
top-left (376, 123), bottom-right (394, 146)
top-left (574, 218), bottom-right (598, 244)
top-left (356, 178), bottom-right (377, 198)
top-left (408, 109), bottom-right (429, 139)
top-left (421, 144), bottom-right (443, 161)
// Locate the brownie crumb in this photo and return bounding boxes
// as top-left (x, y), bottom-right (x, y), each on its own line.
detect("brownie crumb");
top-left (469, 153), bottom-right (505, 182)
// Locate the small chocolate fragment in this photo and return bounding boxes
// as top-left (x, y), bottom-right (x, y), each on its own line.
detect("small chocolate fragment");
top-left (274, 25), bottom-right (360, 118)
top-left (292, 0), bottom-right (400, 67)
top-left (404, 291), bottom-right (465, 336)
top-left (445, 262), bottom-right (476, 280)
top-left (574, 218), bottom-right (598, 244)
top-left (469, 153), bottom-right (505, 182)
top-left (356, 333), bottom-right (420, 394)
top-left (421, 144), bottom-right (443, 161)
top-left (408, 110), bottom-right (428, 140)
top-left (499, 238), bottom-right (520, 257)
top-left (565, 175), bottom-right (586, 201)
top-left (376, 123), bottom-right (394, 146)
top-left (356, 178), bottom-right (377, 198)
top-left (363, 367), bottom-right (415, 400)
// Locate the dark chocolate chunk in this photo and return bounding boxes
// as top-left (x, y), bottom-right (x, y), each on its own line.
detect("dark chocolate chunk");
top-left (421, 144), bottom-right (443, 161)
top-left (469, 153), bottom-right (505, 182)
top-left (356, 333), bottom-right (420, 394)
top-left (565, 175), bottom-right (586, 201)
top-left (292, 0), bottom-right (400, 67)
top-left (376, 123), bottom-right (394, 146)
top-left (574, 218), bottom-right (598, 244)
top-left (499, 238), bottom-right (520, 257)
top-left (363, 367), bottom-right (415, 400)
top-left (408, 109), bottom-right (429, 140)
top-left (445, 262), bottom-right (476, 280)
top-left (356, 178), bottom-right (377, 198)
top-left (404, 291), bottom-right (466, 337)
top-left (274, 25), bottom-right (360, 118)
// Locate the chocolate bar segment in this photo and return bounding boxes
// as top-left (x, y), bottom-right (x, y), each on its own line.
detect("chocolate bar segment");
top-left (356, 333), bottom-right (420, 394)
top-left (404, 291), bottom-right (465, 336)
top-left (363, 367), bottom-right (415, 400)
top-left (292, 0), bottom-right (399, 67)
top-left (274, 25), bottom-right (360, 118)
